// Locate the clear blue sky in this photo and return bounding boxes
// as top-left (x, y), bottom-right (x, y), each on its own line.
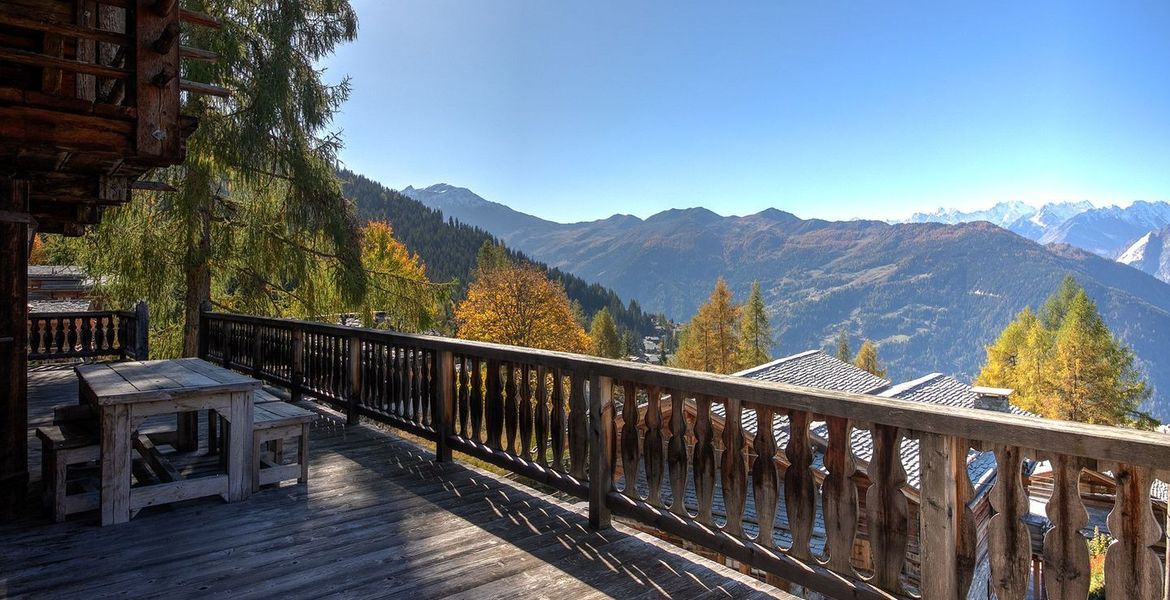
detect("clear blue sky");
top-left (322, 1), bottom-right (1170, 222)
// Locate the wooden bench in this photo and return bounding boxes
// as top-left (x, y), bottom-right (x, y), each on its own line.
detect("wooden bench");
top-left (37, 419), bottom-right (100, 522)
top-left (252, 400), bottom-right (316, 492)
top-left (208, 388), bottom-right (283, 453)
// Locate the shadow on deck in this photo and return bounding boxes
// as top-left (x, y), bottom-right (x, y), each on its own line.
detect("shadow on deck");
top-left (1, 365), bottom-right (788, 599)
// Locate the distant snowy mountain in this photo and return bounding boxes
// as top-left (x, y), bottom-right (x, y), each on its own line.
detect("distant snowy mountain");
top-left (905, 201), bottom-right (1034, 228)
top-left (401, 184), bottom-right (557, 239)
top-left (1117, 226), bottom-right (1170, 284)
top-left (1039, 201), bottom-right (1170, 258)
top-left (1004, 201), bottom-right (1095, 240)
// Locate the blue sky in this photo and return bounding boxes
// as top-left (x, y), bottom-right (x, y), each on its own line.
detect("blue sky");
top-left (323, 1), bottom-right (1170, 222)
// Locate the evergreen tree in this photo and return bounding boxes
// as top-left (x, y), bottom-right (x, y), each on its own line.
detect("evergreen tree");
top-left (589, 308), bottom-right (624, 359)
top-left (977, 276), bottom-right (1152, 427)
top-left (835, 329), bottom-right (852, 363)
top-left (854, 340), bottom-right (887, 378)
top-left (672, 278), bottom-right (742, 374)
top-left (737, 281), bottom-right (773, 368)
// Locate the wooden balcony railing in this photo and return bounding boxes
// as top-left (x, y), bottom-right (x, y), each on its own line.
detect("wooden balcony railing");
top-left (27, 301), bottom-right (147, 361)
top-left (199, 309), bottom-right (1170, 600)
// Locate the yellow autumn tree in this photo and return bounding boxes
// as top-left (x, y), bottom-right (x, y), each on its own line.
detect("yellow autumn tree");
top-left (455, 244), bottom-right (589, 353)
top-left (356, 221), bottom-right (449, 332)
top-left (853, 340), bottom-right (887, 378)
top-left (672, 278), bottom-right (742, 374)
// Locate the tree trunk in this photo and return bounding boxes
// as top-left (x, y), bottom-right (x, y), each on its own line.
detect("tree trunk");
top-left (182, 198), bottom-right (212, 358)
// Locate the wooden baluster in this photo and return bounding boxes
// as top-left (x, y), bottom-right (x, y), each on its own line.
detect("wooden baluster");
top-left (66, 317), bottom-right (77, 354)
top-left (1043, 454), bottom-right (1090, 599)
top-left (568, 373), bottom-right (587, 480)
top-left (485, 359), bottom-right (502, 449)
top-left (1105, 463), bottom-right (1164, 597)
top-left (751, 405), bottom-right (779, 548)
top-left (643, 385), bottom-right (665, 507)
top-left (534, 366), bottom-right (548, 467)
top-left (784, 409), bottom-right (816, 558)
top-left (470, 357), bottom-right (484, 443)
top-left (105, 315), bottom-right (115, 351)
top-left (423, 351), bottom-right (434, 426)
top-left (667, 388), bottom-right (689, 517)
top-left (458, 356), bottom-right (471, 437)
top-left (620, 381), bottom-right (641, 500)
top-left (412, 348), bottom-right (423, 422)
top-left (504, 362), bottom-right (518, 454)
top-left (519, 365), bottom-right (533, 460)
top-left (720, 397), bottom-right (747, 537)
top-left (865, 424), bottom-right (909, 593)
top-left (54, 317), bottom-right (65, 354)
top-left (918, 432), bottom-right (976, 599)
top-left (80, 316), bottom-right (92, 355)
top-left (550, 369), bottom-right (566, 471)
top-left (693, 395), bottom-right (716, 526)
top-left (396, 346), bottom-right (407, 416)
top-left (29, 317), bottom-right (40, 356)
top-left (988, 445), bottom-right (1031, 600)
top-left (820, 416), bottom-right (858, 574)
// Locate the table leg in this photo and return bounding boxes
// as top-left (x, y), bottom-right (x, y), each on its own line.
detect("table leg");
top-left (226, 391), bottom-right (254, 502)
top-left (100, 404), bottom-right (131, 526)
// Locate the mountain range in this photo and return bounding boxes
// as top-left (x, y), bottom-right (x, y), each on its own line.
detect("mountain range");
top-left (401, 183), bottom-right (1170, 422)
top-left (907, 200), bottom-right (1170, 282)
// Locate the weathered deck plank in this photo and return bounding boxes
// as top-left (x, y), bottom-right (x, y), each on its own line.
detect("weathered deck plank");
top-left (4, 365), bottom-right (790, 599)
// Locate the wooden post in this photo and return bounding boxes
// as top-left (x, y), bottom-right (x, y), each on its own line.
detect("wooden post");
top-left (221, 320), bottom-right (233, 368)
top-left (196, 300), bottom-right (211, 359)
top-left (918, 432), bottom-right (976, 599)
top-left (133, 300), bottom-right (149, 360)
top-left (0, 177), bottom-right (30, 517)
top-left (435, 350), bottom-right (454, 462)
top-left (588, 375), bottom-right (614, 530)
top-left (290, 327), bottom-right (304, 403)
top-left (347, 335), bottom-right (360, 426)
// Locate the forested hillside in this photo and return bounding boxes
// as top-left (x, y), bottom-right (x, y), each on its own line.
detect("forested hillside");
top-left (338, 170), bottom-right (657, 338)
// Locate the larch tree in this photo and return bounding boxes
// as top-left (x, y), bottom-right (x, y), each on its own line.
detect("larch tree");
top-left (672, 278), bottom-right (742, 374)
top-left (977, 276), bottom-right (1152, 427)
top-left (353, 221), bottom-right (452, 332)
top-left (853, 340), bottom-right (887, 378)
top-left (455, 246), bottom-right (589, 353)
top-left (835, 329), bottom-right (852, 363)
top-left (737, 281), bottom-right (773, 369)
top-left (589, 307), bottom-right (624, 359)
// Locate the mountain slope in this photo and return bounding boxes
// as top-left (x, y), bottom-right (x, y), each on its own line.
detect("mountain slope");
top-left (1117, 227), bottom-right (1170, 284)
top-left (1039, 201), bottom-right (1170, 258)
top-left (339, 171), bottom-right (657, 338)
top-left (414, 187), bottom-right (1170, 421)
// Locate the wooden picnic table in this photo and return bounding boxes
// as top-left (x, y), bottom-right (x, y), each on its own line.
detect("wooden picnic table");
top-left (75, 358), bottom-right (261, 526)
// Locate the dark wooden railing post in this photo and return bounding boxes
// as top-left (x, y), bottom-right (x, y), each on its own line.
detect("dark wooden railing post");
top-left (435, 350), bottom-right (454, 462)
top-left (221, 319), bottom-right (233, 368)
top-left (290, 327), bottom-right (304, 403)
top-left (588, 374), bottom-right (613, 530)
top-left (133, 300), bottom-right (148, 360)
top-left (251, 322), bottom-right (262, 378)
top-left (196, 300), bottom-right (211, 360)
top-left (346, 334), bottom-right (360, 426)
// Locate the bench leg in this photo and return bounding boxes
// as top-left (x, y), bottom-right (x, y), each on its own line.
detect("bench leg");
top-left (40, 439), bottom-right (51, 507)
top-left (271, 438), bottom-right (284, 464)
top-left (207, 410), bottom-right (218, 455)
top-left (298, 423), bottom-right (309, 485)
top-left (52, 449), bottom-right (68, 523)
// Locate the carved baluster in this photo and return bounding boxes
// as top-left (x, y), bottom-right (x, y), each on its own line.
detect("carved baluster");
top-left (667, 388), bottom-right (688, 516)
top-left (643, 386), bottom-right (665, 507)
top-left (519, 365), bottom-right (533, 460)
top-left (413, 348), bottom-right (424, 423)
top-left (534, 366), bottom-right (548, 466)
top-left (784, 409), bottom-right (816, 559)
top-left (866, 424), bottom-right (909, 593)
top-left (457, 356), bottom-right (470, 437)
top-left (692, 395), bottom-right (716, 526)
top-left (29, 317), bottom-right (40, 356)
top-left (988, 445), bottom-right (1031, 600)
top-left (66, 317), bottom-right (78, 354)
top-left (1043, 454), bottom-right (1090, 599)
top-left (620, 382), bottom-right (641, 499)
top-left (751, 405), bottom-right (779, 548)
top-left (80, 316), bottom-right (93, 354)
top-left (470, 357), bottom-right (484, 443)
top-left (568, 373), bottom-right (587, 479)
top-left (105, 315), bottom-right (116, 351)
top-left (550, 369), bottom-right (566, 471)
top-left (820, 415), bottom-right (857, 573)
top-left (1105, 463), bottom-right (1164, 597)
top-left (504, 362), bottom-right (518, 454)
top-left (918, 432), bottom-right (976, 599)
top-left (485, 359), bottom-right (502, 449)
top-left (399, 346), bottom-right (409, 417)
top-left (721, 397), bottom-right (747, 537)
top-left (54, 317), bottom-right (65, 353)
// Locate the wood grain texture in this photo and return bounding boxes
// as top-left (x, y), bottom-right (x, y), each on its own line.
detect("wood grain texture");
top-left (620, 381), bottom-right (640, 500)
top-left (588, 375), bottom-right (614, 529)
top-left (485, 359), bottom-right (501, 449)
top-left (720, 397), bottom-right (747, 537)
top-left (667, 388), bottom-right (689, 517)
top-left (550, 369), bottom-right (566, 472)
top-left (988, 445), bottom-right (1030, 600)
top-left (1042, 454), bottom-right (1091, 600)
top-left (534, 366), bottom-right (548, 467)
top-left (504, 362), bottom-right (517, 455)
top-left (865, 424), bottom-right (908, 593)
top-left (567, 373), bottom-right (587, 480)
top-left (820, 415), bottom-right (857, 575)
top-left (784, 409), bottom-right (816, 560)
top-left (750, 406), bottom-right (779, 548)
top-left (692, 395), bottom-right (716, 526)
top-left (642, 385), bottom-right (664, 507)
top-left (1105, 463), bottom-right (1164, 598)
top-left (917, 433), bottom-right (975, 600)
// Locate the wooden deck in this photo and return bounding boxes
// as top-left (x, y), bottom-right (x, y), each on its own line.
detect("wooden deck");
top-left (1, 365), bottom-right (790, 599)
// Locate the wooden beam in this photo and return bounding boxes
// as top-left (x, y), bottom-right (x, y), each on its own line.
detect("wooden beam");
top-left (0, 47), bottom-right (130, 79)
top-left (0, 13), bottom-right (130, 46)
top-left (179, 8), bottom-right (221, 29)
top-left (179, 45), bottom-right (217, 62)
top-left (130, 180), bottom-right (176, 192)
top-left (179, 79), bottom-right (229, 97)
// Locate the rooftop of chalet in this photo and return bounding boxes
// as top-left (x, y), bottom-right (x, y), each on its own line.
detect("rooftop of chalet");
top-left (1, 365), bottom-right (791, 599)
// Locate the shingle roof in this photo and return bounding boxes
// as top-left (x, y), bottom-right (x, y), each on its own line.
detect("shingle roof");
top-left (736, 350), bottom-right (891, 394)
top-left (28, 299), bottom-right (92, 313)
top-left (27, 265), bottom-right (87, 277)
